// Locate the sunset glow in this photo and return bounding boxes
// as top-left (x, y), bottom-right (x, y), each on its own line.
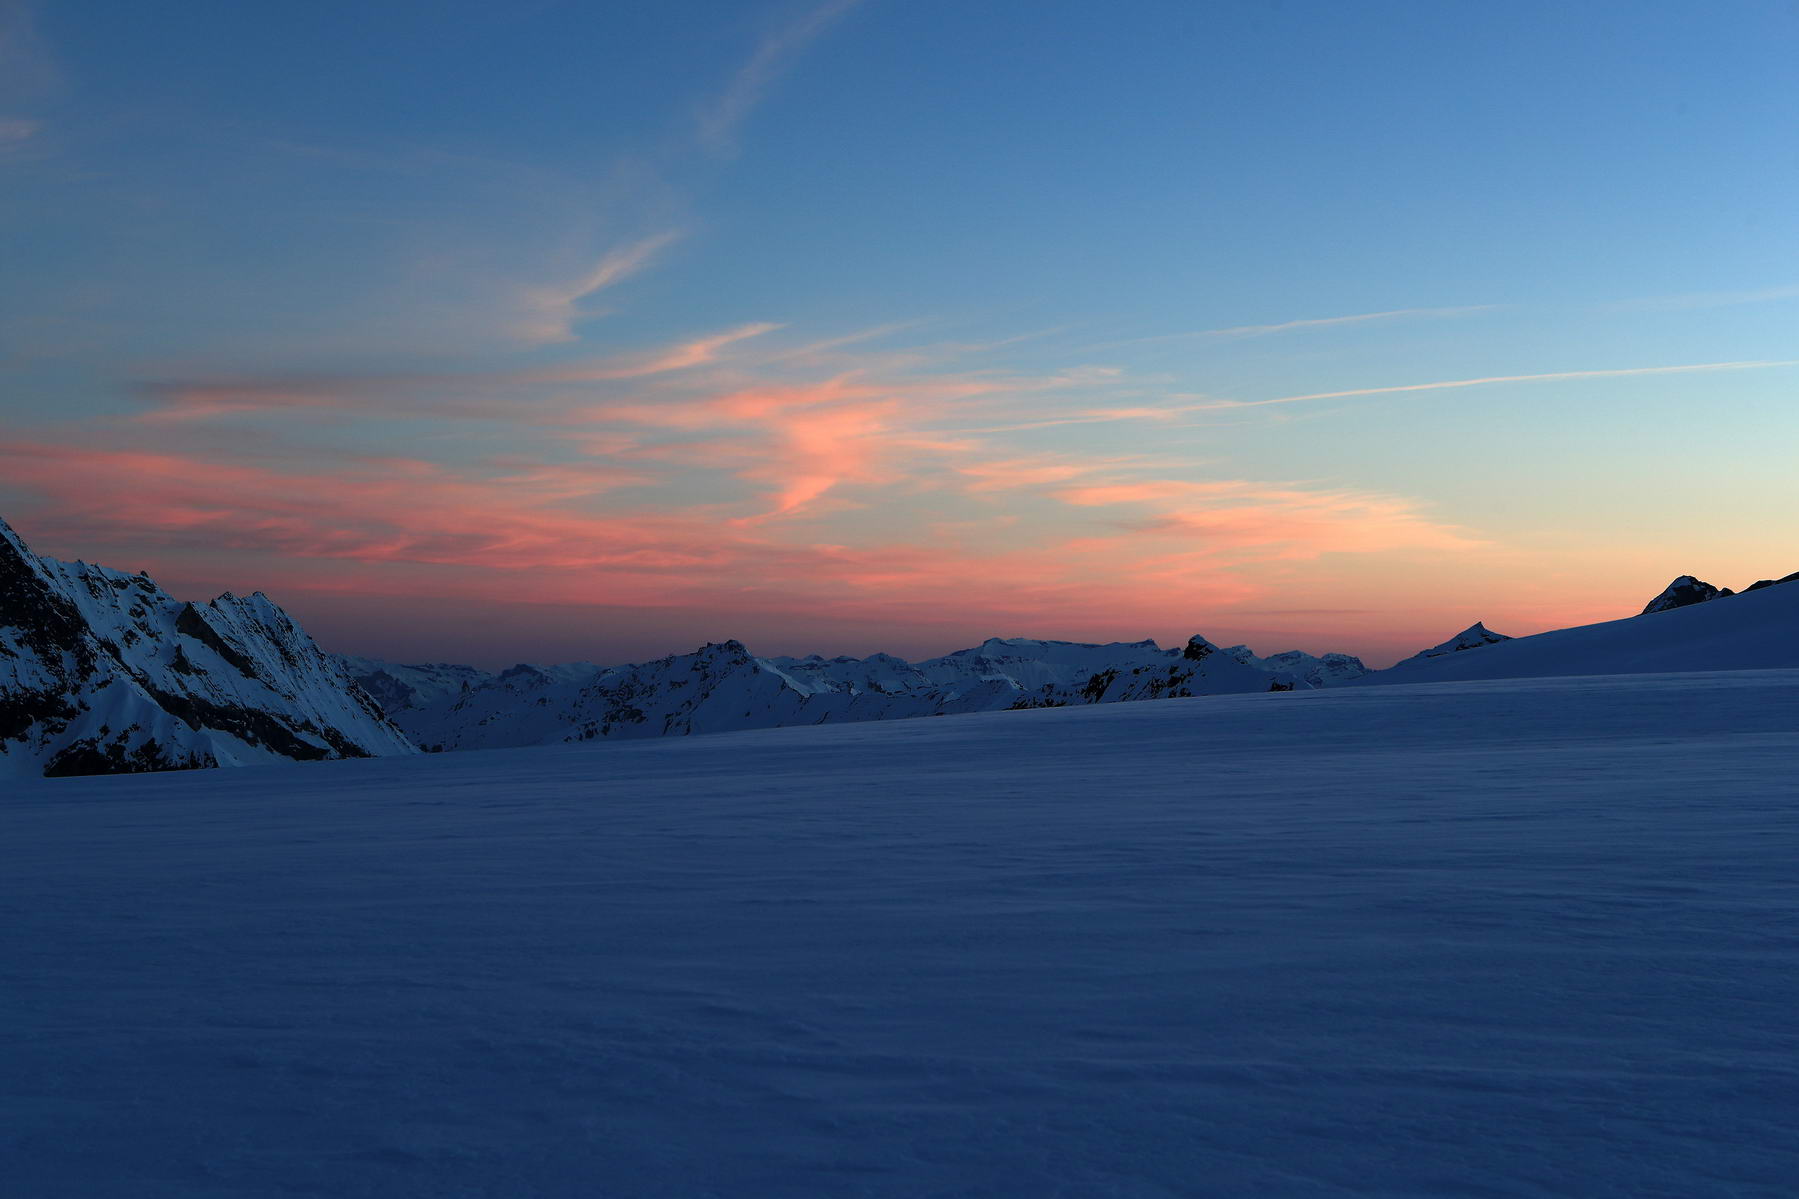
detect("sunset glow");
top-left (3, 1), bottom-right (1794, 667)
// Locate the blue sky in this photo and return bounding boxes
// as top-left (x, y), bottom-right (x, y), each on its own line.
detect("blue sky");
top-left (2, 0), bottom-right (1795, 666)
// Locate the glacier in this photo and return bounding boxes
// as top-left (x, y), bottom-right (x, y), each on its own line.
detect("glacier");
top-left (4, 668), bottom-right (1796, 1194)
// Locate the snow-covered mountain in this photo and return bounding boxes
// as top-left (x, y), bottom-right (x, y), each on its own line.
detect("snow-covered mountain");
top-left (1221, 643), bottom-right (1369, 687)
top-left (20, 501), bottom-right (1795, 772)
top-left (1639, 570), bottom-right (1799, 613)
top-left (1361, 572), bottom-right (1799, 686)
top-left (351, 562), bottom-right (1799, 752)
top-left (0, 518), bottom-right (416, 777)
top-left (1385, 621), bottom-right (1513, 671)
top-left (1641, 574), bottom-right (1733, 613)
top-left (356, 634), bottom-right (1304, 754)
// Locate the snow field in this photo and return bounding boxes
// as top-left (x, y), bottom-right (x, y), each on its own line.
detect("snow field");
top-left (3, 670), bottom-right (1797, 1196)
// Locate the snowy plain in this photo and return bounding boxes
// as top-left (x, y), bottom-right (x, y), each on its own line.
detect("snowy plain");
top-left (4, 669), bottom-right (1798, 1196)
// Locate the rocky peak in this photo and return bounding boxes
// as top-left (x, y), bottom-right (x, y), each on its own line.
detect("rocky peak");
top-left (1642, 575), bottom-right (1732, 615)
top-left (1391, 622), bottom-right (1512, 670)
top-left (1182, 635), bottom-right (1220, 662)
top-left (2, 516), bottom-right (416, 778)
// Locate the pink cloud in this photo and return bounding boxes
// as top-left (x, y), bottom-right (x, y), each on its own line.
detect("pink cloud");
top-left (1054, 477), bottom-right (1481, 560)
top-left (13, 316), bottom-right (1537, 663)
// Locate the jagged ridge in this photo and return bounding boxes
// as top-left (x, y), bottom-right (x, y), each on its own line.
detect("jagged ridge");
top-left (349, 634), bottom-right (1313, 754)
top-left (1, 518), bottom-right (417, 777)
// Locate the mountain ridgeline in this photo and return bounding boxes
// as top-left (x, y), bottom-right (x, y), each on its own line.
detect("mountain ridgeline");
top-left (0, 518), bottom-right (415, 777)
top-left (347, 634), bottom-right (1356, 755)
top-left (4, 513), bottom-right (1796, 777)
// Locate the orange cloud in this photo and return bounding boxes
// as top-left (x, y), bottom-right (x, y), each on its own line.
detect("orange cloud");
top-left (1054, 477), bottom-right (1482, 562)
top-left (25, 315), bottom-right (1527, 661)
top-left (0, 438), bottom-right (1261, 641)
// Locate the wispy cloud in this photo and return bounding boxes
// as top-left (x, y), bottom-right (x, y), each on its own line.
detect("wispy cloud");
top-left (1205, 359), bottom-right (1799, 411)
top-left (136, 322), bottom-right (785, 422)
top-left (0, 114), bottom-right (37, 152)
top-left (697, 0), bottom-right (864, 155)
top-left (1026, 358), bottom-right (1799, 429)
top-left (508, 230), bottom-right (684, 345)
top-left (1091, 305), bottom-right (1496, 350)
top-left (527, 322), bottom-right (782, 381)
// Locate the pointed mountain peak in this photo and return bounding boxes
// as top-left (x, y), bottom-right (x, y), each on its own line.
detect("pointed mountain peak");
top-left (1393, 622), bottom-right (1512, 668)
top-left (1642, 575), bottom-right (1732, 615)
top-left (1183, 635), bottom-right (1221, 661)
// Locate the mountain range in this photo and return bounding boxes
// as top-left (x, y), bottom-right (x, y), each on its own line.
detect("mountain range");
top-left (3, 514), bottom-right (1792, 777)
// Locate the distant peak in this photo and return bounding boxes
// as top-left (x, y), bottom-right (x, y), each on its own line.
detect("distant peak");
top-left (1642, 576), bottom-right (1731, 615)
top-left (1395, 622), bottom-right (1512, 667)
top-left (1183, 635), bottom-right (1220, 661)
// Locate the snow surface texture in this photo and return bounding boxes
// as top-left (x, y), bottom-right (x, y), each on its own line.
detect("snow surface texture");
top-left (5, 670), bottom-right (1797, 1196)
top-left (0, 518), bottom-right (414, 776)
top-left (1365, 571), bottom-right (1799, 685)
top-left (365, 635), bottom-right (1306, 753)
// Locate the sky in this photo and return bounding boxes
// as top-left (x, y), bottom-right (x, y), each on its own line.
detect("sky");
top-left (1, 0), bottom-right (1795, 669)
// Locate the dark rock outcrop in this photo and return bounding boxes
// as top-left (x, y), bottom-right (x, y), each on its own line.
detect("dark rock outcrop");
top-left (1642, 575), bottom-right (1732, 615)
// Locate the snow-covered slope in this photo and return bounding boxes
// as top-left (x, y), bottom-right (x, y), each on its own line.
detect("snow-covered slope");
top-left (1366, 574), bottom-right (1799, 685)
top-left (6, 670), bottom-right (1796, 1195)
top-left (388, 633), bottom-right (1299, 752)
top-left (0, 517), bottom-right (416, 776)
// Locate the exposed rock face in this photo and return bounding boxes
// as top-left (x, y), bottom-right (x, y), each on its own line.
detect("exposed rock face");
top-left (1, 518), bottom-right (417, 778)
top-left (1642, 575), bottom-right (1733, 615)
